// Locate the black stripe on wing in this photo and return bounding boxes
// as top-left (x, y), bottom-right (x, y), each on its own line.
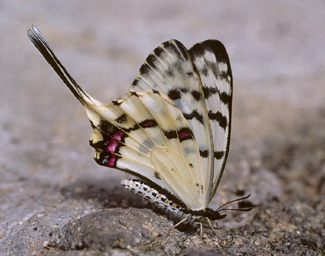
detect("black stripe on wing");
top-left (207, 111), bottom-right (228, 129)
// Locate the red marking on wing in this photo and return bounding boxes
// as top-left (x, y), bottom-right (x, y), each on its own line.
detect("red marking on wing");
top-left (107, 153), bottom-right (117, 167)
top-left (179, 131), bottom-right (191, 139)
top-left (113, 130), bottom-right (124, 141)
top-left (107, 138), bottom-right (119, 152)
top-left (144, 121), bottom-right (154, 127)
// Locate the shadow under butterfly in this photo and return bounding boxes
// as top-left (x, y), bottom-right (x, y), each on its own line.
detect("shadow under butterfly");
top-left (27, 26), bottom-right (252, 234)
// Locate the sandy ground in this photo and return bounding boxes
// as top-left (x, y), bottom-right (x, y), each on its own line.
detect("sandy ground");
top-left (1, 1), bottom-right (324, 255)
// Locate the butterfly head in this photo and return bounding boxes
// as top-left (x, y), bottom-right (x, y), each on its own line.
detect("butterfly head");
top-left (205, 208), bottom-right (227, 220)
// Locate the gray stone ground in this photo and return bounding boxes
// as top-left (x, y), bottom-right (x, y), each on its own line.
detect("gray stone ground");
top-left (1, 1), bottom-right (324, 255)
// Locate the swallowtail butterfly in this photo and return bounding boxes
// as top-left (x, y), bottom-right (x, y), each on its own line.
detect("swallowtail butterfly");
top-left (28, 26), bottom-right (250, 232)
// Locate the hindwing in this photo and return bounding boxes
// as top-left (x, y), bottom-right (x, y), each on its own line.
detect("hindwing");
top-left (89, 90), bottom-right (206, 210)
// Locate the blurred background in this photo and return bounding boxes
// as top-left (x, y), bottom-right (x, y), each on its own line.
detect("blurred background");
top-left (0, 0), bottom-right (324, 253)
top-left (2, 0), bottom-right (324, 183)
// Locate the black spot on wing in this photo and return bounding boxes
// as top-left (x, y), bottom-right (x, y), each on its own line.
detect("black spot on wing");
top-left (200, 66), bottom-right (209, 76)
top-left (202, 86), bottom-right (218, 99)
top-left (146, 54), bottom-right (157, 66)
top-left (168, 89), bottom-right (181, 100)
top-left (174, 40), bottom-right (190, 61)
top-left (162, 40), bottom-right (189, 61)
top-left (115, 114), bottom-right (128, 124)
top-left (172, 61), bottom-right (184, 74)
top-left (208, 111), bottom-right (227, 129)
top-left (189, 42), bottom-right (206, 56)
top-left (139, 119), bottom-right (158, 128)
top-left (187, 71), bottom-right (194, 77)
top-left (205, 60), bottom-right (217, 70)
top-left (200, 150), bottom-right (208, 158)
top-left (191, 90), bottom-right (201, 101)
top-left (219, 71), bottom-right (228, 80)
top-left (162, 41), bottom-right (177, 53)
top-left (112, 99), bottom-right (122, 106)
top-left (220, 92), bottom-right (232, 104)
top-left (183, 110), bottom-right (203, 124)
top-left (132, 78), bottom-right (139, 86)
top-left (164, 130), bottom-right (177, 139)
top-left (154, 46), bottom-right (164, 57)
top-left (214, 151), bottom-right (224, 159)
top-left (130, 91), bottom-right (139, 97)
top-left (165, 67), bottom-right (174, 77)
top-left (139, 63), bottom-right (151, 75)
top-left (154, 172), bottom-right (161, 180)
top-left (89, 135), bottom-right (104, 149)
top-left (98, 119), bottom-right (116, 134)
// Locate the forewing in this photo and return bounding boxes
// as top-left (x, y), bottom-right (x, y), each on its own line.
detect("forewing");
top-left (189, 40), bottom-right (233, 201)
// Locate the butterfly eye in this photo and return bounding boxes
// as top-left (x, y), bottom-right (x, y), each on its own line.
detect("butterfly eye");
top-left (206, 209), bottom-right (227, 220)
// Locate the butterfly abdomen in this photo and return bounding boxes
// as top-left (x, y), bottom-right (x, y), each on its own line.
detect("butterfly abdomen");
top-left (121, 179), bottom-right (203, 229)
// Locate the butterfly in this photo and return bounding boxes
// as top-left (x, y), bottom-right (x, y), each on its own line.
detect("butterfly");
top-left (28, 26), bottom-right (251, 233)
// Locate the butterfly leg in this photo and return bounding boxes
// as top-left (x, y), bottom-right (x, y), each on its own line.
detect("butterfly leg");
top-left (206, 217), bottom-right (219, 236)
top-left (167, 217), bottom-right (189, 235)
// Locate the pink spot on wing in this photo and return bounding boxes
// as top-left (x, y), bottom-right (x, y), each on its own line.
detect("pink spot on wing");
top-left (113, 130), bottom-right (124, 141)
top-left (143, 121), bottom-right (154, 127)
top-left (179, 131), bottom-right (191, 139)
top-left (107, 138), bottom-right (119, 152)
top-left (107, 154), bottom-right (116, 167)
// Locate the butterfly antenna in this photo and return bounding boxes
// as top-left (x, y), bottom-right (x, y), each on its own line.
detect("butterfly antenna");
top-left (216, 194), bottom-right (253, 212)
top-left (27, 26), bottom-right (100, 108)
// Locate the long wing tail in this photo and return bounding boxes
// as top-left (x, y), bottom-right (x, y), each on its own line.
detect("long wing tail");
top-left (27, 26), bottom-right (100, 107)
